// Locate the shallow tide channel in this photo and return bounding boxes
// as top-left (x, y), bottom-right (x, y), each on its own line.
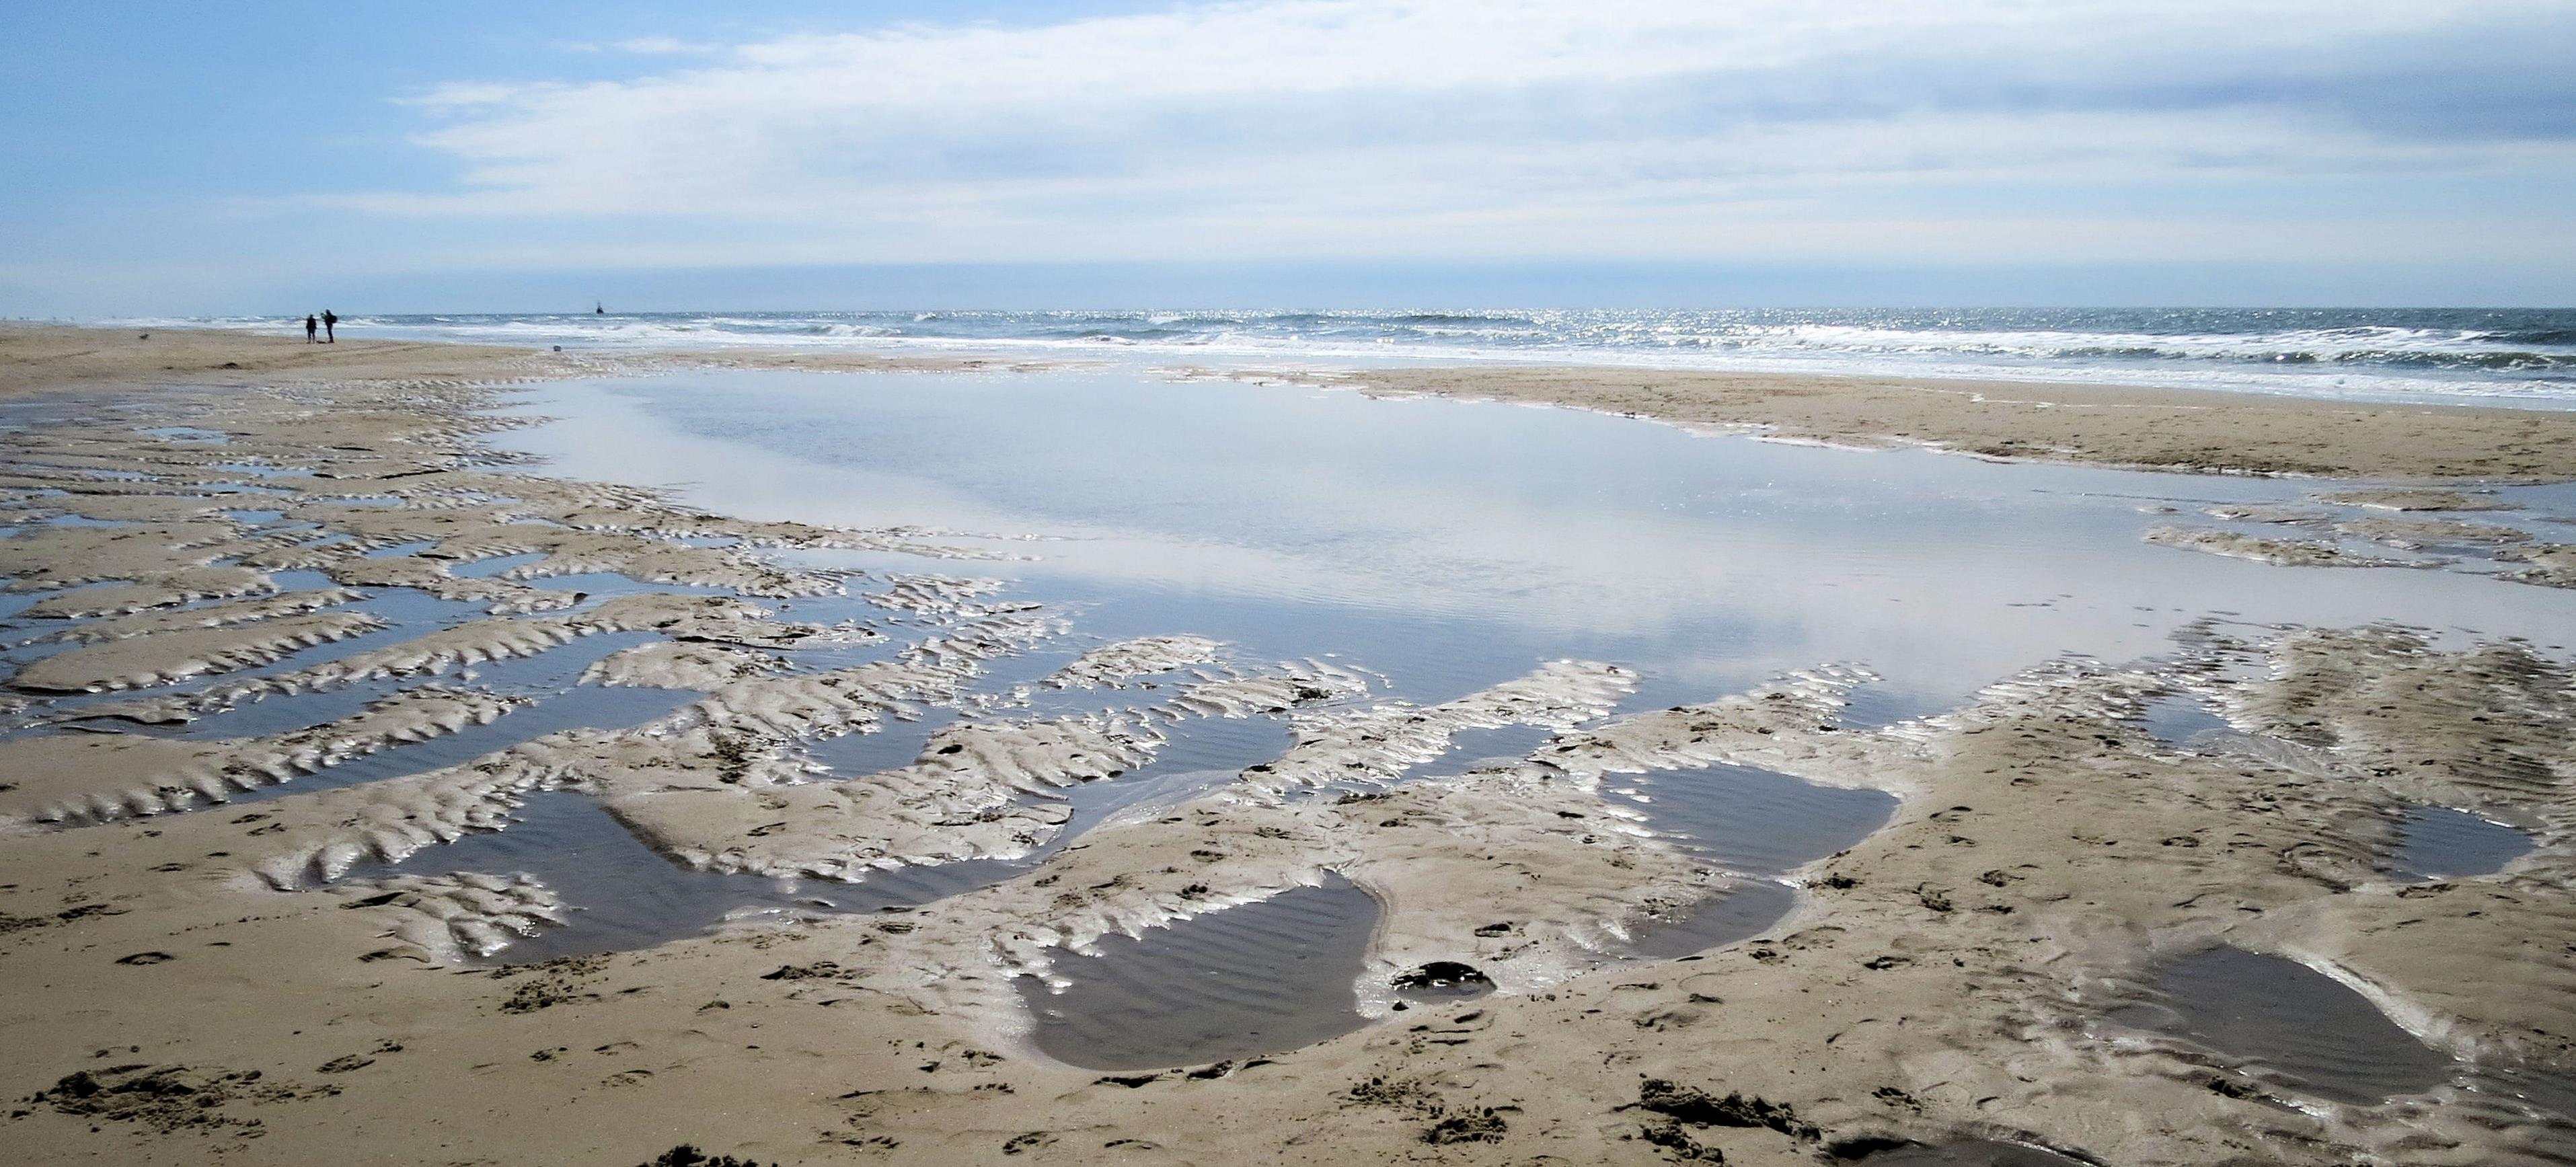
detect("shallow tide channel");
top-left (469, 364), bottom-right (2576, 1068)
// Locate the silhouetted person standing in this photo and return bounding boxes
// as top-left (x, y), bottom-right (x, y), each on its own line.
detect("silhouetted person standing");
top-left (305, 313), bottom-right (318, 343)
top-left (321, 309), bottom-right (338, 342)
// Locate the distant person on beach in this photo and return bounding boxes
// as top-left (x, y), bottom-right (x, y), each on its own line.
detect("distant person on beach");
top-left (322, 309), bottom-right (337, 342)
top-left (305, 313), bottom-right (318, 343)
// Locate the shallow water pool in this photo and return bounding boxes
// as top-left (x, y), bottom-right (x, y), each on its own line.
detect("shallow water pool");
top-left (498, 366), bottom-right (2576, 720)
top-left (1014, 875), bottom-right (1378, 1070)
top-left (2391, 805), bottom-right (2536, 880)
top-left (464, 364), bottom-right (2576, 1014)
top-left (2108, 946), bottom-right (2454, 1106)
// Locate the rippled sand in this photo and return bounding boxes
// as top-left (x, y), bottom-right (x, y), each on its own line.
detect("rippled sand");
top-left (3, 324), bottom-right (2575, 1166)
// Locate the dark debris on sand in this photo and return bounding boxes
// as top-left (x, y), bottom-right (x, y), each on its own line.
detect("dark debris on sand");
top-left (490, 953), bottom-right (609, 1014)
top-left (1632, 1078), bottom-right (1819, 1140)
top-left (1422, 1107), bottom-right (1509, 1144)
top-left (20, 1063), bottom-right (325, 1134)
top-left (0, 902), bottom-right (126, 935)
top-left (1344, 1074), bottom-right (1513, 1145)
top-left (759, 961), bottom-right (848, 980)
top-left (1393, 960), bottom-right (1493, 991)
top-left (1638, 1119), bottom-right (1727, 1161)
top-left (640, 1145), bottom-right (777, 1167)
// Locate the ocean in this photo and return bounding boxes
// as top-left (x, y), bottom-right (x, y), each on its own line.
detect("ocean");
top-left (125, 307), bottom-right (2576, 408)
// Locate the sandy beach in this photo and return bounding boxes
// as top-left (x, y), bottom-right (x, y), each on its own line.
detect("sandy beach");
top-left (20, 325), bottom-right (2576, 483)
top-left (3, 323), bottom-right (2575, 1166)
top-left (1225, 364), bottom-right (2576, 482)
top-left (0, 324), bottom-right (1059, 400)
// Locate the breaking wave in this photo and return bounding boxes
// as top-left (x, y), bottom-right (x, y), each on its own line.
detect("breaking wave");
top-left (116, 307), bottom-right (2576, 408)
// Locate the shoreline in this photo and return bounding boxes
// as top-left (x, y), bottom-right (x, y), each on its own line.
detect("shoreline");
top-left (1, 326), bottom-right (2573, 1164)
top-left (1229, 363), bottom-right (2576, 482)
top-left (14, 321), bottom-right (2576, 482)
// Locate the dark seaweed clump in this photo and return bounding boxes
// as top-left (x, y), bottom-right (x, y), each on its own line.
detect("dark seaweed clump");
top-left (1394, 961), bottom-right (1492, 990)
top-left (640, 1145), bottom-right (776, 1167)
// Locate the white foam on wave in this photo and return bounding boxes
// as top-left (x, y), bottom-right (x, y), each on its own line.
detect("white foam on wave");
top-left (95, 309), bottom-right (2576, 409)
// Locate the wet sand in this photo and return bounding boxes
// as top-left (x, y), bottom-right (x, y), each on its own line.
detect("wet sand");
top-left (3, 324), bottom-right (2575, 1166)
top-left (21, 322), bottom-right (2576, 481)
top-left (0, 322), bottom-right (1057, 400)
top-left (1233, 363), bottom-right (2576, 480)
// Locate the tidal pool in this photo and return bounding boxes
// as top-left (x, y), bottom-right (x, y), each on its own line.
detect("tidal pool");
top-left (2391, 805), bottom-right (2536, 880)
top-left (2139, 692), bottom-right (2230, 747)
top-left (2108, 946), bottom-right (2455, 1106)
top-left (457, 364), bottom-right (2576, 1036)
top-left (1008, 761), bottom-right (1890, 1067)
top-left (1622, 762), bottom-right (1897, 876)
top-left (1013, 875), bottom-right (1379, 1070)
top-left (499, 365), bottom-right (2576, 717)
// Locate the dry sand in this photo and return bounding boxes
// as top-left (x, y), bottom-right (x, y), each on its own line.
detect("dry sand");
top-left (3, 324), bottom-right (2575, 1166)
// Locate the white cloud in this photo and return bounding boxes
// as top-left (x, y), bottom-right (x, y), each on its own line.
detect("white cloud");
top-left (613, 36), bottom-right (718, 55)
top-left (349, 0), bottom-right (2576, 266)
top-left (396, 81), bottom-right (541, 108)
top-left (558, 35), bottom-right (720, 55)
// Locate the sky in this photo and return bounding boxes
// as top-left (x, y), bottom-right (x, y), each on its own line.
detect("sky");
top-left (4, 0), bottom-right (2574, 314)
